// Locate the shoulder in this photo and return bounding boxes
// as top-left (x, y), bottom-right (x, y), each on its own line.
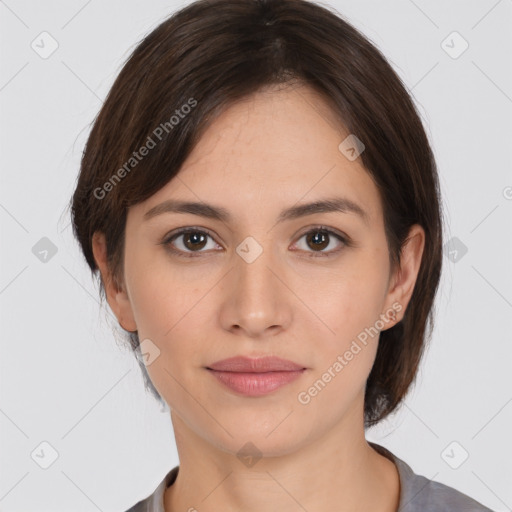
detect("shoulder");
top-left (369, 441), bottom-right (494, 512)
top-left (124, 500), bottom-right (146, 512)
top-left (123, 489), bottom-right (160, 512)
top-left (398, 462), bottom-right (494, 511)
top-left (123, 466), bottom-right (179, 512)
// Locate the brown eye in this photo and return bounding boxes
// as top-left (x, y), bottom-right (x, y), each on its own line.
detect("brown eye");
top-left (181, 231), bottom-right (208, 251)
top-left (164, 229), bottom-right (219, 257)
top-left (306, 230), bottom-right (330, 251)
top-left (293, 227), bottom-right (347, 257)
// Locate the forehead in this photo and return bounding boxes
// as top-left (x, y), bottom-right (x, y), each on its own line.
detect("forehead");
top-left (131, 85), bottom-right (383, 228)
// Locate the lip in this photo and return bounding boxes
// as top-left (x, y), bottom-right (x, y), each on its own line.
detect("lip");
top-left (207, 356), bottom-right (305, 372)
top-left (206, 356), bottom-right (307, 397)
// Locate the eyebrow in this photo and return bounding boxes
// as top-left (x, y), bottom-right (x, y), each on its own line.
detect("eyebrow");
top-left (143, 196), bottom-right (370, 226)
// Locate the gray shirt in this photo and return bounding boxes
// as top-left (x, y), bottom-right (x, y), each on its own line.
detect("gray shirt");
top-left (125, 441), bottom-right (494, 511)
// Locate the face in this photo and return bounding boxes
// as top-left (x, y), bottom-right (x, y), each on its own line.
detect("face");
top-left (93, 84), bottom-right (424, 458)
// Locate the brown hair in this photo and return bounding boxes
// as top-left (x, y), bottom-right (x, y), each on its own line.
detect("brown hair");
top-left (69, 0), bottom-right (443, 428)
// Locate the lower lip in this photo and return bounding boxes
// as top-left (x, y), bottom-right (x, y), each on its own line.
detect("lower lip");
top-left (207, 369), bottom-right (306, 396)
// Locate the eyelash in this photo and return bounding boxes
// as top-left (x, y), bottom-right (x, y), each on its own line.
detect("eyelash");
top-left (161, 225), bottom-right (350, 259)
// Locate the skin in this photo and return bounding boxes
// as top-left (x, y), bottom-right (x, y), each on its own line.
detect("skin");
top-left (92, 83), bottom-right (425, 512)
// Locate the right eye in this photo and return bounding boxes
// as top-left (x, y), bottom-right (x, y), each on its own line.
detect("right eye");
top-left (162, 228), bottom-right (222, 258)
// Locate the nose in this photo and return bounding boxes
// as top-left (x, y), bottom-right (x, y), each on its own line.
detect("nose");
top-left (218, 239), bottom-right (293, 338)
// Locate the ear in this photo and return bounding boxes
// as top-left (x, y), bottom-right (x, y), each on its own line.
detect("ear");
top-left (381, 224), bottom-right (425, 329)
top-left (91, 231), bottom-right (137, 332)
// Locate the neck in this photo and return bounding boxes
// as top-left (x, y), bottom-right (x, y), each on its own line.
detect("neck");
top-left (164, 396), bottom-right (400, 512)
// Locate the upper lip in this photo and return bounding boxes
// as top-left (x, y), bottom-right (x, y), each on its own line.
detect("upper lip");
top-left (207, 356), bottom-right (305, 373)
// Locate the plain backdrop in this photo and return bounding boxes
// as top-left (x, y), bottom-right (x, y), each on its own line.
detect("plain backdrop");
top-left (1, 0), bottom-right (511, 511)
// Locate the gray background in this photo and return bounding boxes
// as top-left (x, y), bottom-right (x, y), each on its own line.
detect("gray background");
top-left (1, 0), bottom-right (511, 510)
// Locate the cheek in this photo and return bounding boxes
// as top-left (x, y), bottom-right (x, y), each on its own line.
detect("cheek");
top-left (123, 248), bottom-right (216, 383)
top-left (294, 264), bottom-right (387, 416)
top-left (124, 244), bottom-right (206, 338)
top-left (311, 252), bottom-right (390, 346)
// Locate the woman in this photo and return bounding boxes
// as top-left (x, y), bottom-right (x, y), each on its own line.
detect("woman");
top-left (70, 0), bottom-right (494, 510)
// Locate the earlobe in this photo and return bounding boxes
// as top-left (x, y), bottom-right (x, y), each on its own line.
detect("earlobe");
top-left (91, 231), bottom-right (137, 332)
top-left (383, 224), bottom-right (425, 328)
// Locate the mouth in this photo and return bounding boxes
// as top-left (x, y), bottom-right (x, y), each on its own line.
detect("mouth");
top-left (206, 355), bottom-right (306, 372)
top-left (206, 356), bottom-right (307, 396)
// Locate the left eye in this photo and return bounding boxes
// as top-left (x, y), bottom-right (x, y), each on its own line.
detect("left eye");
top-left (292, 227), bottom-right (347, 257)
top-left (162, 226), bottom-right (347, 258)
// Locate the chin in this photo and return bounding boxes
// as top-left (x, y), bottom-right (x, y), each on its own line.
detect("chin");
top-left (206, 417), bottom-right (308, 458)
